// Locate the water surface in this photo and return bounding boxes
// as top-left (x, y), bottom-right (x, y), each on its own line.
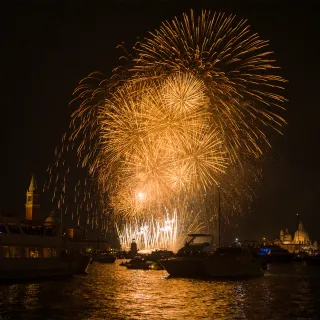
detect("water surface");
top-left (1, 261), bottom-right (320, 319)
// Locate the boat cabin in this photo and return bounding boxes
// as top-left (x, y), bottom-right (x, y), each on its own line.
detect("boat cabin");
top-left (177, 234), bottom-right (215, 256)
top-left (212, 247), bottom-right (256, 262)
top-left (0, 217), bottom-right (64, 259)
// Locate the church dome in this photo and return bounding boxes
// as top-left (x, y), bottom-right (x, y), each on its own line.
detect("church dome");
top-left (294, 222), bottom-right (309, 243)
top-left (44, 212), bottom-right (59, 226)
top-left (283, 228), bottom-right (292, 243)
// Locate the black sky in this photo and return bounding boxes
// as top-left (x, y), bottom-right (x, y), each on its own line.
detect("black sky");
top-left (1, 0), bottom-right (319, 241)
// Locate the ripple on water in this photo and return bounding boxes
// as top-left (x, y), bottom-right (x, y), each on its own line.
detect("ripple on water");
top-left (1, 261), bottom-right (320, 319)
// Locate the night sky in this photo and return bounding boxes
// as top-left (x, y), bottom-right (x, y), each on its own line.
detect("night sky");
top-left (1, 0), bottom-right (319, 241)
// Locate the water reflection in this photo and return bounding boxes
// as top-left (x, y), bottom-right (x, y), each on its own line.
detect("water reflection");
top-left (1, 261), bottom-right (320, 319)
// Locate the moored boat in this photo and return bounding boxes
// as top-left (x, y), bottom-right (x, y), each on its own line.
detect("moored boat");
top-left (0, 217), bottom-right (91, 282)
top-left (125, 256), bottom-right (152, 270)
top-left (97, 251), bottom-right (116, 263)
top-left (159, 234), bottom-right (263, 278)
top-left (257, 245), bottom-right (293, 263)
top-left (204, 247), bottom-right (264, 277)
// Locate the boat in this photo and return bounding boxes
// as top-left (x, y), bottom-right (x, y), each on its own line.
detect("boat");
top-left (148, 249), bottom-right (175, 261)
top-left (149, 261), bottom-right (164, 270)
top-left (159, 234), bottom-right (263, 278)
top-left (0, 217), bottom-right (91, 282)
top-left (97, 251), bottom-right (116, 263)
top-left (119, 260), bottom-right (129, 267)
top-left (204, 247), bottom-right (264, 277)
top-left (143, 249), bottom-right (175, 270)
top-left (125, 256), bottom-right (152, 270)
top-left (257, 245), bottom-right (293, 263)
top-left (69, 249), bottom-right (92, 273)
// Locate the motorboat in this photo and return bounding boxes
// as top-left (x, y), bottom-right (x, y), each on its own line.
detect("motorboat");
top-left (148, 249), bottom-right (175, 260)
top-left (149, 261), bottom-right (163, 270)
top-left (203, 247), bottom-right (264, 277)
top-left (121, 250), bottom-right (174, 270)
top-left (144, 249), bottom-right (175, 270)
top-left (97, 251), bottom-right (116, 263)
top-left (0, 217), bottom-right (91, 282)
top-left (159, 234), bottom-right (263, 278)
top-left (125, 256), bottom-right (152, 270)
top-left (257, 245), bottom-right (293, 263)
top-left (159, 234), bottom-right (215, 277)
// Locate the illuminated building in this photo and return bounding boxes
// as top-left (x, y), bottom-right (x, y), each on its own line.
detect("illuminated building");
top-left (274, 222), bottom-right (318, 253)
top-left (3, 175), bottom-right (112, 254)
top-left (25, 174), bottom-right (40, 220)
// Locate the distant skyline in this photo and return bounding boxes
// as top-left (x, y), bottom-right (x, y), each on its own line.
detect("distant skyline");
top-left (1, 0), bottom-right (319, 241)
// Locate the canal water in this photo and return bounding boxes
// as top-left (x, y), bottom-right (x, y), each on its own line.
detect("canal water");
top-left (1, 261), bottom-right (320, 320)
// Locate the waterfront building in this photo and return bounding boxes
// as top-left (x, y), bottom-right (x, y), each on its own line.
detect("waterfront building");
top-left (1, 175), bottom-right (111, 254)
top-left (274, 222), bottom-right (318, 253)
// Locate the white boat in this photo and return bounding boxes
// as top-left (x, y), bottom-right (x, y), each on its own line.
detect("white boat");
top-left (159, 234), bottom-right (263, 278)
top-left (0, 217), bottom-right (91, 282)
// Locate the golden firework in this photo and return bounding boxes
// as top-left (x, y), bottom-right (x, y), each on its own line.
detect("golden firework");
top-left (47, 10), bottom-right (286, 246)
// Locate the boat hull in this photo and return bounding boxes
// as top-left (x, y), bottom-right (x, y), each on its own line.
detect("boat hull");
top-left (126, 264), bottom-right (150, 270)
top-left (75, 254), bottom-right (92, 273)
top-left (160, 257), bottom-right (263, 278)
top-left (204, 258), bottom-right (263, 277)
top-left (0, 257), bottom-right (77, 281)
top-left (258, 255), bottom-right (293, 264)
top-left (159, 257), bottom-right (204, 277)
top-left (98, 257), bottom-right (116, 263)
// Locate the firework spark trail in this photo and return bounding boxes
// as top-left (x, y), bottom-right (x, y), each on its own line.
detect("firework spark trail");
top-left (116, 208), bottom-right (205, 252)
top-left (131, 10), bottom-right (286, 162)
top-left (46, 10), bottom-right (286, 246)
top-left (95, 72), bottom-right (228, 219)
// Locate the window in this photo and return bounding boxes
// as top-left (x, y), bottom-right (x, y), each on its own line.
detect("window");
top-left (30, 248), bottom-right (39, 258)
top-left (43, 247), bottom-right (56, 258)
top-left (2, 246), bottom-right (10, 258)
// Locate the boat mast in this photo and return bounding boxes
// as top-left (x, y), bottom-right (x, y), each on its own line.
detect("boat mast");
top-left (297, 213), bottom-right (300, 252)
top-left (218, 186), bottom-right (221, 248)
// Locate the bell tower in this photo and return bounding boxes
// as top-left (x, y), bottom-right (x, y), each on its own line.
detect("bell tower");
top-left (25, 174), bottom-right (41, 220)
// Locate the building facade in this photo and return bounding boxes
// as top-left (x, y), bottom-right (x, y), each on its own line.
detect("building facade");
top-left (274, 222), bottom-right (318, 253)
top-left (25, 174), bottom-right (40, 220)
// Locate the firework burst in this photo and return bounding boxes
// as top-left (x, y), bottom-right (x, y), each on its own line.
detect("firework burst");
top-left (132, 10), bottom-right (286, 162)
top-left (46, 10), bottom-right (286, 248)
top-left (116, 208), bottom-right (205, 252)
